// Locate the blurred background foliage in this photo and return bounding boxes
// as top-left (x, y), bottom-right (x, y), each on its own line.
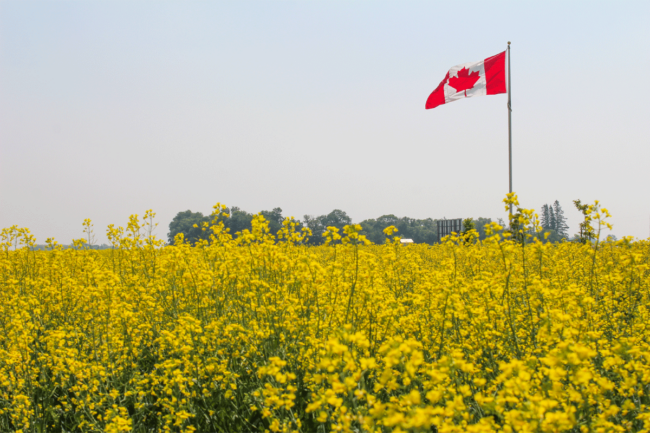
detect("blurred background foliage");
top-left (167, 201), bottom-right (571, 246)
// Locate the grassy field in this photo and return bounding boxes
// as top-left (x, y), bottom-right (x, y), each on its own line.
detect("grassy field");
top-left (1, 203), bottom-right (649, 432)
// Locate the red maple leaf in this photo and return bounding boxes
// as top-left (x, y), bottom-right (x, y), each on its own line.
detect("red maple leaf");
top-left (448, 67), bottom-right (480, 96)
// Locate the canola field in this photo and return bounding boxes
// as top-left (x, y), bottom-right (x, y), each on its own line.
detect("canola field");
top-left (1, 202), bottom-right (649, 433)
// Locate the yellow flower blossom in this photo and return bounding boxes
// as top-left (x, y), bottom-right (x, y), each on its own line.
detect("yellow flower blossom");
top-left (0, 199), bottom-right (647, 432)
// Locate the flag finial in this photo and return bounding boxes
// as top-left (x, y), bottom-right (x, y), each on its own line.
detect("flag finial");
top-left (507, 41), bottom-right (511, 45)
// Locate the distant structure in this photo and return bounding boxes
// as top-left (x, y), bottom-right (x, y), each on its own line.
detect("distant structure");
top-left (400, 239), bottom-right (414, 245)
top-left (436, 218), bottom-right (463, 242)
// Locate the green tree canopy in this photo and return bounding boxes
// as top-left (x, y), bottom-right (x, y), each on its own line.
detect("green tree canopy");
top-left (359, 215), bottom-right (439, 244)
top-left (168, 207), bottom-right (500, 246)
top-left (539, 200), bottom-right (569, 242)
top-left (223, 206), bottom-right (254, 235)
top-left (167, 210), bottom-right (210, 245)
top-left (303, 209), bottom-right (352, 245)
top-left (260, 208), bottom-right (285, 236)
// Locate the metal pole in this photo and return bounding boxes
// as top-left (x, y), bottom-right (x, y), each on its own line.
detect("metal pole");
top-left (507, 42), bottom-right (512, 215)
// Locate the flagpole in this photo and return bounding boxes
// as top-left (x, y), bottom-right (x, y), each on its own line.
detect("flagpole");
top-left (507, 41), bottom-right (512, 216)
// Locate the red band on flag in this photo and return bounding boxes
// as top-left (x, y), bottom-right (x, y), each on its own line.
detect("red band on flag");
top-left (484, 51), bottom-right (506, 95)
top-left (426, 51), bottom-right (506, 110)
top-left (425, 72), bottom-right (449, 110)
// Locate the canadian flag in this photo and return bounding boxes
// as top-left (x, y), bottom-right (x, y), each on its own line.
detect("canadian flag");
top-left (425, 51), bottom-right (506, 110)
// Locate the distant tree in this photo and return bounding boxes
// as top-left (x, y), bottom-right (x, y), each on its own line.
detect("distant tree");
top-left (541, 204), bottom-right (550, 230)
top-left (167, 210), bottom-right (210, 245)
top-left (322, 209), bottom-right (352, 230)
top-left (472, 217), bottom-right (493, 240)
top-left (260, 207), bottom-right (284, 236)
top-left (358, 218), bottom-right (382, 244)
top-left (538, 201), bottom-right (568, 242)
top-left (170, 206), bottom-right (291, 243)
top-left (400, 217), bottom-right (437, 244)
top-left (375, 214), bottom-right (400, 228)
top-left (359, 215), bottom-right (439, 245)
top-left (548, 206), bottom-right (556, 234)
top-left (168, 206), bottom-right (499, 247)
top-left (224, 206), bottom-right (254, 235)
top-left (359, 214), bottom-right (399, 244)
top-left (553, 200), bottom-right (569, 239)
top-left (303, 215), bottom-right (326, 245)
top-left (303, 210), bottom-right (352, 245)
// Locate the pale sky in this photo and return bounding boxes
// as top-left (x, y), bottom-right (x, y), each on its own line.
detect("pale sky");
top-left (1, 1), bottom-right (649, 243)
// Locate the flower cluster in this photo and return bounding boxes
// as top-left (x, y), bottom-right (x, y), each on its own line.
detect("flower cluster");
top-left (0, 199), bottom-right (649, 432)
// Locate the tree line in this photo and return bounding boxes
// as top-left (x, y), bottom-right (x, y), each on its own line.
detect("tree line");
top-left (167, 201), bottom-right (572, 246)
top-left (167, 207), bottom-right (496, 246)
top-left (539, 200), bottom-right (569, 242)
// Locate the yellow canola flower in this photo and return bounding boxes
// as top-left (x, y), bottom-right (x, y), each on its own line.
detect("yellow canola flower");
top-left (383, 225), bottom-right (398, 236)
top-left (0, 202), bottom-right (648, 432)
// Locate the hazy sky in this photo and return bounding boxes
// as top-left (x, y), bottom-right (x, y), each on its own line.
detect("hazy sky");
top-left (1, 1), bottom-right (649, 244)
